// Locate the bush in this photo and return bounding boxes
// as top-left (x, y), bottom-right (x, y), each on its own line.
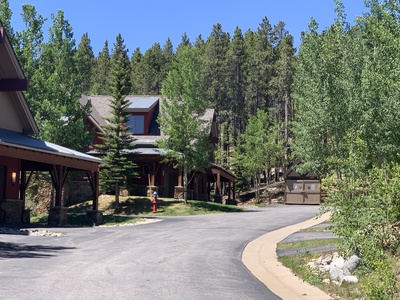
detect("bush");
top-left (361, 258), bottom-right (398, 300)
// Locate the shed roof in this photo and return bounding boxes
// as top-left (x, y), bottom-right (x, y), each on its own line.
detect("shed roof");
top-left (127, 96), bottom-right (159, 111)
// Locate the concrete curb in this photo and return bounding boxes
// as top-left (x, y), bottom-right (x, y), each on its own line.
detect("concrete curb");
top-left (242, 212), bottom-right (332, 300)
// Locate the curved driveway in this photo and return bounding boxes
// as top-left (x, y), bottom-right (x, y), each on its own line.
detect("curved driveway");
top-left (0, 205), bottom-right (320, 300)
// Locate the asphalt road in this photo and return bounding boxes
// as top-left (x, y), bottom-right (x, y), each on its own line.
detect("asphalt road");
top-left (0, 205), bottom-right (320, 300)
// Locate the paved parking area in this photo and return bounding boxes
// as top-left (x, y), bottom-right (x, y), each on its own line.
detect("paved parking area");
top-left (0, 205), bottom-right (320, 300)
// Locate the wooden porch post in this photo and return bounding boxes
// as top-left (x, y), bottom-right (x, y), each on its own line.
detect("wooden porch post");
top-left (178, 168), bottom-right (183, 186)
top-left (216, 172), bottom-right (221, 195)
top-left (48, 165), bottom-right (68, 226)
top-left (51, 165), bottom-right (68, 206)
top-left (86, 170), bottom-right (103, 225)
top-left (233, 181), bottom-right (236, 202)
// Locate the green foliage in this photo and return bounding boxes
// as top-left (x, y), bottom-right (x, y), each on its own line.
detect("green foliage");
top-left (361, 258), bottom-right (398, 300)
top-left (158, 46), bottom-right (210, 203)
top-left (96, 34), bottom-right (137, 207)
top-left (233, 109), bottom-right (284, 198)
top-left (324, 163), bottom-right (400, 269)
top-left (76, 33), bottom-right (95, 94)
top-left (91, 40), bottom-right (111, 95)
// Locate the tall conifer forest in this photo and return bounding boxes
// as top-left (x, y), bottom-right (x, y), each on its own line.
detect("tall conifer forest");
top-left (3, 1), bottom-right (400, 193)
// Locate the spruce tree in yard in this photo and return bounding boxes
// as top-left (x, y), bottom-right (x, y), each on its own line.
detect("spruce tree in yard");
top-left (97, 33), bottom-right (137, 209)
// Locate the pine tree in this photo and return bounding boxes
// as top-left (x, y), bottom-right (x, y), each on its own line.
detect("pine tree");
top-left (130, 47), bottom-right (143, 94)
top-left (76, 32), bottom-right (95, 94)
top-left (91, 40), bottom-right (111, 95)
top-left (141, 43), bottom-right (164, 94)
top-left (96, 33), bottom-right (137, 209)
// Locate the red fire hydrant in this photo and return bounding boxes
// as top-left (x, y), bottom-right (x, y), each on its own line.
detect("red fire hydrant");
top-left (152, 191), bottom-right (158, 213)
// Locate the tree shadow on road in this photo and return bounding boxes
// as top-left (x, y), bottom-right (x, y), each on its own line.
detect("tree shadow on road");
top-left (0, 241), bottom-right (75, 259)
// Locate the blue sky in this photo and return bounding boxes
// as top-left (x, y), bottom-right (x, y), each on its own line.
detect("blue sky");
top-left (8, 1), bottom-right (367, 55)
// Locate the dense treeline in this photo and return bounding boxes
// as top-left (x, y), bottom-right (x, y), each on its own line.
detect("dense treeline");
top-left (0, 0), bottom-right (294, 191)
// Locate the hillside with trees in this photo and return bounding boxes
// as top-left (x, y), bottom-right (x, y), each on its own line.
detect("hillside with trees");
top-left (3, 0), bottom-right (400, 296)
top-left (0, 0), bottom-right (294, 193)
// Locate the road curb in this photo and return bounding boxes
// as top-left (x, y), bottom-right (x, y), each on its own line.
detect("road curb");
top-left (242, 212), bottom-right (332, 300)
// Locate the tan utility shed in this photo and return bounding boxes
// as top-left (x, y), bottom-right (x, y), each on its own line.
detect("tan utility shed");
top-left (283, 160), bottom-right (321, 205)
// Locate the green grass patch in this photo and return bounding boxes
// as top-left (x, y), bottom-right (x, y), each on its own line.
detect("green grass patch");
top-left (31, 213), bottom-right (148, 227)
top-left (299, 226), bottom-right (333, 233)
top-left (278, 253), bottom-right (367, 299)
top-left (31, 197), bottom-right (244, 226)
top-left (277, 239), bottom-right (339, 250)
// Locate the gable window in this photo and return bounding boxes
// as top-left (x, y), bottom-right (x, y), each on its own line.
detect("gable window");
top-left (127, 115), bottom-right (144, 134)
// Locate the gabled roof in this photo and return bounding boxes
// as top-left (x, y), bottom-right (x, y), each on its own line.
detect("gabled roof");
top-left (82, 95), bottom-right (217, 149)
top-left (0, 24), bottom-right (38, 135)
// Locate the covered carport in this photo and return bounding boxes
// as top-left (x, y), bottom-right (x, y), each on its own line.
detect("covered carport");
top-left (208, 164), bottom-right (237, 203)
top-left (0, 129), bottom-right (103, 226)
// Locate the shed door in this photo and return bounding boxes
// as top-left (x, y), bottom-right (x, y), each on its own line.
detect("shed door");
top-left (285, 179), bottom-right (320, 204)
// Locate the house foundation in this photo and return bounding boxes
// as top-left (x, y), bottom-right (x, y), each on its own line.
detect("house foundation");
top-left (0, 199), bottom-right (24, 223)
top-left (86, 210), bottom-right (103, 226)
top-left (48, 206), bottom-right (68, 226)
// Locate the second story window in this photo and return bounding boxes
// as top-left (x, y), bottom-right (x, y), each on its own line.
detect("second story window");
top-left (127, 115), bottom-right (144, 134)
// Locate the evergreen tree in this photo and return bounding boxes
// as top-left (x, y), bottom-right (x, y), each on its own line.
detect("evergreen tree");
top-left (161, 38), bottom-right (174, 82)
top-left (32, 10), bottom-right (91, 150)
top-left (130, 47), bottom-right (143, 94)
top-left (91, 40), bottom-right (111, 95)
top-left (76, 32), bottom-right (95, 94)
top-left (202, 23), bottom-right (230, 111)
top-left (97, 33), bottom-right (137, 209)
top-left (194, 34), bottom-right (206, 56)
top-left (157, 46), bottom-right (210, 203)
top-left (176, 32), bottom-right (191, 54)
top-left (270, 27), bottom-right (295, 164)
top-left (14, 4), bottom-right (45, 116)
top-left (227, 26), bottom-right (246, 137)
top-left (141, 43), bottom-right (164, 94)
top-left (234, 109), bottom-right (284, 200)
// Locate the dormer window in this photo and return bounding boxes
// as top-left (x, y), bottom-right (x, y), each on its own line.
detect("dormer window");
top-left (127, 115), bottom-right (144, 134)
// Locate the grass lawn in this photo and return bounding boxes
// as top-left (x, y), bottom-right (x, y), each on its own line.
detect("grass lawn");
top-left (31, 196), bottom-right (244, 226)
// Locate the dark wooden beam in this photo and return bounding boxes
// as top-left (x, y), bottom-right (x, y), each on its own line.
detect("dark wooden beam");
top-left (0, 79), bottom-right (28, 91)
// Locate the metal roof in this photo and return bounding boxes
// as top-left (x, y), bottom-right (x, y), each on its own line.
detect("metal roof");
top-left (127, 96), bottom-right (159, 111)
top-left (0, 129), bottom-right (102, 164)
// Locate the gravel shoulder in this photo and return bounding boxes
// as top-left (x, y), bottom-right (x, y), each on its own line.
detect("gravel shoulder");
top-left (242, 212), bottom-right (332, 300)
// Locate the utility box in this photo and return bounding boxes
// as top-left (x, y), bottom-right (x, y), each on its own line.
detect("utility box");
top-left (283, 160), bottom-right (321, 205)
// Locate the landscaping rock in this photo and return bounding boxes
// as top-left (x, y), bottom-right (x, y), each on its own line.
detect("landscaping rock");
top-left (307, 252), bottom-right (361, 284)
top-left (343, 255), bottom-right (361, 275)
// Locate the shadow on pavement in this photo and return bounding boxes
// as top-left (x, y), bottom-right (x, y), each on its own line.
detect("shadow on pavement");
top-left (0, 241), bottom-right (75, 259)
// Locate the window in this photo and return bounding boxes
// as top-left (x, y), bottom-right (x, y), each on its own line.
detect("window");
top-left (127, 115), bottom-right (144, 134)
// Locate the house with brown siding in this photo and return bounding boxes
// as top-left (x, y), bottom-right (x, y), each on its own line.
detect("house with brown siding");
top-left (0, 23), bottom-right (103, 225)
top-left (81, 95), bottom-right (236, 202)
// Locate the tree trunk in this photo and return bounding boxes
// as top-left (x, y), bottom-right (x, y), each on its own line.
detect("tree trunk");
top-left (183, 164), bottom-right (188, 204)
top-left (284, 93), bottom-right (289, 165)
top-left (115, 182), bottom-right (120, 210)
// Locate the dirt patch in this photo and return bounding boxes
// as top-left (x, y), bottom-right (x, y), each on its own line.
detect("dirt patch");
top-left (237, 181), bottom-right (285, 207)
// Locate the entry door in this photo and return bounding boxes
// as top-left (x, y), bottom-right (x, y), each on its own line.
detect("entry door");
top-left (163, 170), bottom-right (178, 198)
top-left (0, 165), bottom-right (6, 199)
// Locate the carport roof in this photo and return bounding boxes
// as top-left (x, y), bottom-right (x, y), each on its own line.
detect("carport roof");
top-left (0, 129), bottom-right (102, 171)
